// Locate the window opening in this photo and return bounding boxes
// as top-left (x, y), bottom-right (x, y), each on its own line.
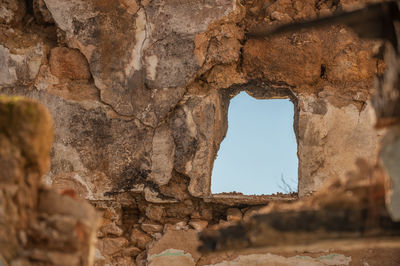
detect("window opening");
top-left (211, 91), bottom-right (298, 195)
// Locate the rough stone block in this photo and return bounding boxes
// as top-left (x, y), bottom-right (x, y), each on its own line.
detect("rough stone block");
top-left (49, 47), bottom-right (91, 80)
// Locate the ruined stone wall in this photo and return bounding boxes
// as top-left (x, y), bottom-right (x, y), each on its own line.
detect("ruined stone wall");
top-left (0, 96), bottom-right (99, 265)
top-left (0, 0), bottom-right (388, 264)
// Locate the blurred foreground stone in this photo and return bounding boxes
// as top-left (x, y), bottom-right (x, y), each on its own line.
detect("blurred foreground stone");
top-left (199, 159), bottom-right (400, 252)
top-left (0, 96), bottom-right (99, 266)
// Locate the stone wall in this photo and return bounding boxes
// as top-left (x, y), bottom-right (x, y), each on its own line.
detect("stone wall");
top-left (0, 0), bottom-right (389, 264)
top-left (0, 96), bottom-right (99, 265)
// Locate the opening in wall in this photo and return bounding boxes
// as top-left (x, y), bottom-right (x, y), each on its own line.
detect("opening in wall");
top-left (211, 91), bottom-right (298, 195)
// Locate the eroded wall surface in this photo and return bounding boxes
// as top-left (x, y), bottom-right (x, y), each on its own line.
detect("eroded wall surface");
top-left (0, 0), bottom-right (389, 264)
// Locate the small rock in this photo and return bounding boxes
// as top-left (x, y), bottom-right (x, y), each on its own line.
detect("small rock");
top-left (130, 229), bottom-right (152, 249)
top-left (270, 11), bottom-right (292, 23)
top-left (141, 223), bottom-right (163, 234)
top-left (136, 251), bottom-right (147, 266)
top-left (226, 208), bottom-right (242, 222)
top-left (164, 221), bottom-right (189, 231)
top-left (138, 216), bottom-right (146, 223)
top-left (200, 208), bottom-right (213, 220)
top-left (163, 217), bottom-right (183, 224)
top-left (99, 223), bottom-right (124, 237)
top-left (102, 208), bottom-right (119, 221)
top-left (97, 237), bottom-right (129, 256)
top-left (184, 199), bottom-right (193, 206)
top-left (145, 205), bottom-right (165, 222)
top-left (174, 221), bottom-right (189, 230)
top-left (319, 8), bottom-right (332, 17)
top-left (191, 212), bottom-right (201, 219)
top-left (151, 232), bottom-right (163, 240)
top-left (189, 219), bottom-right (208, 231)
top-left (122, 246), bottom-right (141, 256)
top-left (49, 47), bottom-right (91, 80)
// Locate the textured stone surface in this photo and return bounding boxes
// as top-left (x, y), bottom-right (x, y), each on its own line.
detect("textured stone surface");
top-left (43, 0), bottom-right (238, 123)
top-left (145, 205), bottom-right (165, 222)
top-left (0, 0), bottom-right (26, 25)
top-left (297, 95), bottom-right (383, 196)
top-left (189, 219), bottom-right (209, 232)
top-left (4, 88), bottom-right (153, 200)
top-left (209, 253), bottom-right (351, 266)
top-left (148, 248), bottom-right (196, 266)
top-left (130, 229), bottom-right (152, 250)
top-left (141, 223), bottom-right (163, 234)
top-left (49, 47), bottom-right (91, 80)
top-left (97, 237), bottom-right (129, 256)
top-left (0, 0), bottom-right (395, 264)
top-left (33, 0), bottom-right (55, 24)
top-left (0, 43), bottom-right (45, 87)
top-left (147, 229), bottom-right (201, 264)
top-left (1, 0), bottom-right (382, 205)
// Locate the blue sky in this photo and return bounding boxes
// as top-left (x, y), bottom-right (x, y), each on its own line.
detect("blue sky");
top-left (211, 91), bottom-right (298, 195)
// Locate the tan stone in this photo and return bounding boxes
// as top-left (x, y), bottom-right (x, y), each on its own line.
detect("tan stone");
top-left (135, 251), bottom-right (147, 266)
top-left (122, 246), bottom-right (141, 256)
top-left (201, 208), bottom-right (213, 221)
top-left (97, 237), bottom-right (129, 256)
top-left (226, 208), bottom-right (242, 222)
top-left (147, 230), bottom-right (201, 264)
top-left (151, 232), bottom-right (163, 241)
top-left (130, 229), bottom-right (152, 249)
top-left (270, 11), bottom-right (292, 23)
top-left (164, 221), bottom-right (189, 231)
top-left (149, 124), bottom-right (175, 186)
top-left (148, 249), bottom-right (196, 266)
top-left (208, 253), bottom-right (351, 266)
top-left (191, 212), bottom-right (201, 219)
top-left (218, 220), bottom-right (231, 228)
top-left (145, 205), bottom-right (165, 222)
top-left (49, 47), bottom-right (91, 80)
top-left (119, 0), bottom-right (139, 14)
top-left (188, 219), bottom-right (208, 232)
top-left (141, 223), bottom-right (163, 234)
top-left (99, 223), bottom-right (124, 237)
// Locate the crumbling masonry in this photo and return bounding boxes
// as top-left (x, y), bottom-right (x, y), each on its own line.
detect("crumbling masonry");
top-left (1, 0), bottom-right (400, 265)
